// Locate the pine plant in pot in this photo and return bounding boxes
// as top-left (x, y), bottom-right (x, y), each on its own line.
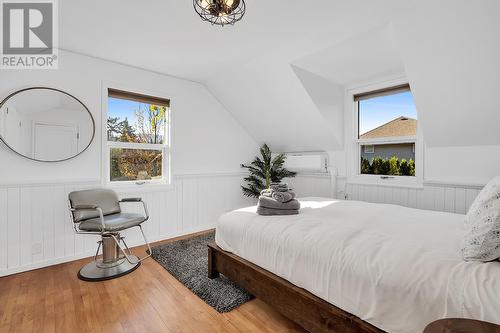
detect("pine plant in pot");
top-left (241, 144), bottom-right (297, 198)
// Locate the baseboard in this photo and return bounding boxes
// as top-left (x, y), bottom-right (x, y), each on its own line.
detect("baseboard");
top-left (0, 224), bottom-right (216, 277)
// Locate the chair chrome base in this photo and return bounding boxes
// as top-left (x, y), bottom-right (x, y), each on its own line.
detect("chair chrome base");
top-left (77, 233), bottom-right (146, 282)
top-left (77, 255), bottom-right (141, 281)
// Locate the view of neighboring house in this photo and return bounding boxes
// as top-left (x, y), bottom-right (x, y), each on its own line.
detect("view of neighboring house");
top-left (360, 116), bottom-right (417, 161)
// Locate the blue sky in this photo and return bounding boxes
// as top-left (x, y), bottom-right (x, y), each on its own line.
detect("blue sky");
top-left (359, 91), bottom-right (417, 135)
top-left (108, 97), bottom-right (142, 122)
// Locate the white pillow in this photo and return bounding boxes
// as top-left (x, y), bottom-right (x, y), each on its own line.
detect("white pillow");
top-left (462, 175), bottom-right (500, 261)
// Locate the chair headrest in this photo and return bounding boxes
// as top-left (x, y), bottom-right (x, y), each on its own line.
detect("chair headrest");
top-left (69, 188), bottom-right (121, 222)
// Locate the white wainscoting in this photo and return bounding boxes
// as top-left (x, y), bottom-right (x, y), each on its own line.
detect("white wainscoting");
top-left (0, 173), bottom-right (253, 277)
top-left (2, 170), bottom-right (477, 276)
top-left (344, 181), bottom-right (483, 214)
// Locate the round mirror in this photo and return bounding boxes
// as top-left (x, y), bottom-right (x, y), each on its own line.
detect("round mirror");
top-left (0, 87), bottom-right (95, 162)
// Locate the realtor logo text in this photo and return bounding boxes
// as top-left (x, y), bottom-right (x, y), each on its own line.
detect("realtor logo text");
top-left (1, 0), bottom-right (58, 69)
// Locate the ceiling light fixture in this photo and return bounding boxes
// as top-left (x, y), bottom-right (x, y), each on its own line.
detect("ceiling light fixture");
top-left (193, 0), bottom-right (246, 26)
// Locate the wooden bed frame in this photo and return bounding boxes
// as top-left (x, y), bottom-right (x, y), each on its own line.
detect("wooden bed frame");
top-left (208, 243), bottom-right (500, 333)
top-left (208, 243), bottom-right (384, 333)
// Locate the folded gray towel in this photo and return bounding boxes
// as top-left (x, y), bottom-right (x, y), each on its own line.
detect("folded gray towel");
top-left (271, 190), bottom-right (296, 203)
top-left (260, 189), bottom-right (273, 197)
top-left (270, 182), bottom-right (289, 192)
top-left (257, 206), bottom-right (299, 216)
top-left (258, 196), bottom-right (300, 210)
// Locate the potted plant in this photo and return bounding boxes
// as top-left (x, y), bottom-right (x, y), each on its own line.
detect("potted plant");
top-left (241, 144), bottom-right (297, 198)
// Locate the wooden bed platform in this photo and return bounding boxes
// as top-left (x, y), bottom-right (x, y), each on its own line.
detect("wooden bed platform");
top-left (208, 243), bottom-right (500, 333)
top-left (208, 243), bottom-right (384, 333)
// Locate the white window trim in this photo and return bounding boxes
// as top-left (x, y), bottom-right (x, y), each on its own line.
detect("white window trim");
top-left (357, 136), bottom-right (416, 145)
top-left (346, 77), bottom-right (424, 188)
top-left (101, 81), bottom-right (173, 190)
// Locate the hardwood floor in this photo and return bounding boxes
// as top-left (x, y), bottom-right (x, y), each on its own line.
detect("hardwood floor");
top-left (0, 231), bottom-right (305, 333)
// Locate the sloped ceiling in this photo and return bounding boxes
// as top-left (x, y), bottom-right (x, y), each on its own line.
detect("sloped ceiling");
top-left (60, 0), bottom-right (402, 82)
top-left (292, 25), bottom-right (404, 86)
top-left (393, 0), bottom-right (500, 147)
top-left (207, 57), bottom-right (340, 152)
top-left (59, 0), bottom-right (500, 151)
top-left (206, 23), bottom-right (406, 151)
top-left (291, 66), bottom-right (344, 144)
top-left (207, 0), bottom-right (500, 150)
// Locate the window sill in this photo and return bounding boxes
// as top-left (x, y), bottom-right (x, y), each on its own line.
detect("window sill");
top-left (347, 175), bottom-right (424, 189)
top-left (106, 181), bottom-right (174, 193)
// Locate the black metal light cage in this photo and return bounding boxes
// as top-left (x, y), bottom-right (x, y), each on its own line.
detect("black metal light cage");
top-left (193, 0), bottom-right (246, 26)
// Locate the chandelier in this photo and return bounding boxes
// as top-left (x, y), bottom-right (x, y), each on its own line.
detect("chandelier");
top-left (193, 0), bottom-right (246, 26)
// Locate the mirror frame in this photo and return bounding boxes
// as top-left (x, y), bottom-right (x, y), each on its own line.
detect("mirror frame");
top-left (0, 87), bottom-right (96, 162)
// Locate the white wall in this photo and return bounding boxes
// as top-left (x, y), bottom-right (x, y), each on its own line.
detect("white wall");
top-left (0, 50), bottom-right (259, 276)
top-left (0, 50), bottom-right (258, 185)
top-left (0, 170), bottom-right (334, 277)
top-left (0, 174), bottom-right (253, 276)
top-left (425, 145), bottom-right (500, 185)
top-left (344, 181), bottom-right (481, 215)
top-left (329, 72), bottom-right (500, 191)
top-left (202, 1), bottom-right (500, 190)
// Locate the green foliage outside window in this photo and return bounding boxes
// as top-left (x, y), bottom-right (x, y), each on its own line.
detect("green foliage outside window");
top-left (108, 103), bottom-right (167, 181)
top-left (361, 156), bottom-right (415, 176)
top-left (110, 148), bottom-right (162, 181)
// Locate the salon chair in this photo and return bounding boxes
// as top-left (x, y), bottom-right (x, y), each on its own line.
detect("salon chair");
top-left (68, 188), bottom-right (151, 281)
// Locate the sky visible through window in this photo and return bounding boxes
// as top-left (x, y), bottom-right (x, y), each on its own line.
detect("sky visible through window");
top-left (359, 91), bottom-right (417, 136)
top-left (107, 96), bottom-right (167, 145)
top-left (108, 97), bottom-right (141, 121)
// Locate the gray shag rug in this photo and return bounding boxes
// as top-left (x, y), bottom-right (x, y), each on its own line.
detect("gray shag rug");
top-left (151, 231), bottom-right (253, 312)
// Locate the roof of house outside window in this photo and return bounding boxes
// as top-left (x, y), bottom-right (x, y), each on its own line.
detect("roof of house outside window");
top-left (360, 116), bottom-right (417, 139)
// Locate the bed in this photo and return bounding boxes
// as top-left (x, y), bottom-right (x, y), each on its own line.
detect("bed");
top-left (211, 197), bottom-right (500, 333)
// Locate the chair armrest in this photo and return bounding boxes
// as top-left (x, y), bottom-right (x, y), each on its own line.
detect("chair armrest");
top-left (119, 197), bottom-right (142, 202)
top-left (71, 205), bottom-right (105, 231)
top-left (73, 204), bottom-right (99, 210)
top-left (119, 198), bottom-right (149, 221)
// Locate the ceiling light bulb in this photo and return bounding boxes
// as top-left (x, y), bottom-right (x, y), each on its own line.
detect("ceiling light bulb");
top-left (193, 0), bottom-right (245, 26)
top-left (199, 0), bottom-right (205, 7)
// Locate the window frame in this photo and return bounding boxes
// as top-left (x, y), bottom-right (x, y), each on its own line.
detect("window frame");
top-left (363, 145), bottom-right (374, 154)
top-left (101, 82), bottom-right (172, 189)
top-left (347, 78), bottom-right (423, 188)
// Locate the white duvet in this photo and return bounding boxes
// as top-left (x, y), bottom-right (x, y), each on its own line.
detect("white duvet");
top-left (215, 197), bottom-right (500, 333)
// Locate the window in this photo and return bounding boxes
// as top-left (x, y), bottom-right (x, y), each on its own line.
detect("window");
top-left (106, 88), bottom-right (170, 184)
top-left (355, 84), bottom-right (417, 177)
